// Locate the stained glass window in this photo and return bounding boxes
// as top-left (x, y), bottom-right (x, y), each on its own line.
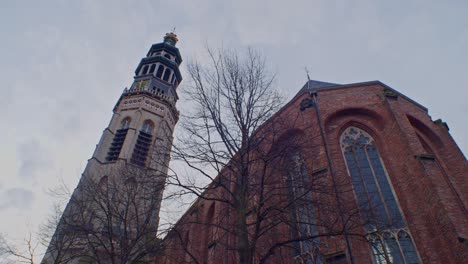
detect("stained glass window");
top-left (340, 126), bottom-right (419, 264)
top-left (287, 151), bottom-right (322, 264)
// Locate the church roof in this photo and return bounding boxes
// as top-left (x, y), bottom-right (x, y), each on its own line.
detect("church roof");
top-left (292, 80), bottom-right (342, 99)
top-left (292, 79), bottom-right (428, 112)
top-left (301, 80), bottom-right (342, 90)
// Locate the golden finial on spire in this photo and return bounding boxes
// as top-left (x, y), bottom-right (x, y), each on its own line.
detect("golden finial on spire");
top-left (164, 28), bottom-right (179, 46)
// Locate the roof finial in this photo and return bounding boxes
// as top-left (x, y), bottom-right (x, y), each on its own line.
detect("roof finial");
top-left (164, 30), bottom-right (179, 46)
top-left (171, 27), bottom-right (176, 33)
top-left (305, 67), bottom-right (311, 90)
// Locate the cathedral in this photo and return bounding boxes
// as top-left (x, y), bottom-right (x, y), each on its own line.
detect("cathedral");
top-left (43, 34), bottom-right (467, 264)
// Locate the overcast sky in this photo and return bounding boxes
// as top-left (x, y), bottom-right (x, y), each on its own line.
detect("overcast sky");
top-left (0, 0), bottom-right (466, 258)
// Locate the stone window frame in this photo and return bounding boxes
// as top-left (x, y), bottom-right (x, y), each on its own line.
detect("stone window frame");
top-left (340, 126), bottom-right (420, 264)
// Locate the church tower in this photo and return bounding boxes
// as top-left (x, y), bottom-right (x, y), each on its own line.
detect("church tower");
top-left (42, 33), bottom-right (183, 263)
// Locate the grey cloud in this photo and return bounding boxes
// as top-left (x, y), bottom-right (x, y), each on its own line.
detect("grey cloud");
top-left (0, 188), bottom-right (34, 210)
top-left (17, 139), bottom-right (52, 180)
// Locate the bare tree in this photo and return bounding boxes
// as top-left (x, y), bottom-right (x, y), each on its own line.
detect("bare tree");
top-left (0, 232), bottom-right (38, 264)
top-left (161, 48), bottom-right (366, 264)
top-left (39, 202), bottom-right (82, 264)
top-left (42, 164), bottom-right (165, 264)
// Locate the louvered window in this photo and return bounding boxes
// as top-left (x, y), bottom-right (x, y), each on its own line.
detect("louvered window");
top-left (106, 128), bottom-right (128, 161)
top-left (131, 120), bottom-right (153, 166)
top-left (106, 118), bottom-right (130, 162)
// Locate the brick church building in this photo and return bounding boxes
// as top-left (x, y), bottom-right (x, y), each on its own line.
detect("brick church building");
top-left (157, 79), bottom-right (467, 263)
top-left (42, 34), bottom-right (466, 264)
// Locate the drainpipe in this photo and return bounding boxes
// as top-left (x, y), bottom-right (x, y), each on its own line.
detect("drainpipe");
top-left (310, 91), bottom-right (356, 264)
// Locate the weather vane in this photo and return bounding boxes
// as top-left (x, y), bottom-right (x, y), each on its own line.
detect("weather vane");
top-left (304, 67), bottom-right (311, 81)
top-left (304, 67), bottom-right (311, 90)
top-left (171, 27), bottom-right (176, 33)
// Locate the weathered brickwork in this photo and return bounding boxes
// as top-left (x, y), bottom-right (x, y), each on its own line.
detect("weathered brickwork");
top-left (157, 81), bottom-right (467, 264)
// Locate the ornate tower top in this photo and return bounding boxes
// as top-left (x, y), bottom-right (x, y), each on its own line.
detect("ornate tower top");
top-left (164, 32), bottom-right (179, 46)
top-left (120, 33), bottom-right (183, 116)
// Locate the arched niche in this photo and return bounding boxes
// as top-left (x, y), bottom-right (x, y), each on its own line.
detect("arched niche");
top-left (268, 129), bottom-right (306, 158)
top-left (406, 115), bottom-right (443, 149)
top-left (325, 107), bottom-right (385, 132)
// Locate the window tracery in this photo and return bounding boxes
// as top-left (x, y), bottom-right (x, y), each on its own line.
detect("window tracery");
top-left (340, 126), bottom-right (419, 264)
top-left (286, 150), bottom-right (321, 264)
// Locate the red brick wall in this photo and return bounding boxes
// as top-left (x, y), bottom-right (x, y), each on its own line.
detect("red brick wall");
top-left (156, 83), bottom-right (467, 263)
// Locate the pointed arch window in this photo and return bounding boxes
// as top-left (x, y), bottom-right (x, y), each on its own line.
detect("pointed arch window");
top-left (106, 117), bottom-right (131, 162)
top-left (141, 120), bottom-right (153, 135)
top-left (286, 150), bottom-right (321, 263)
top-left (131, 120), bottom-right (154, 166)
top-left (340, 126), bottom-right (419, 264)
top-left (120, 117), bottom-right (131, 129)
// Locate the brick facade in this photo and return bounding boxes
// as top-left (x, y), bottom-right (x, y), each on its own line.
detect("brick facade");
top-left (157, 81), bottom-right (467, 264)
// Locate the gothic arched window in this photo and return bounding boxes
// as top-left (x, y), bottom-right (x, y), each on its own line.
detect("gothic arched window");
top-left (141, 120), bottom-right (154, 135)
top-left (340, 126), bottom-right (419, 264)
top-left (120, 117), bottom-right (131, 129)
top-left (286, 150), bottom-right (321, 263)
top-left (131, 120), bottom-right (154, 166)
top-left (106, 118), bottom-right (130, 162)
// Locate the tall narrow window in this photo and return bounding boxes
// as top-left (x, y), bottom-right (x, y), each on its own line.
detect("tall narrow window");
top-left (340, 126), bottom-right (419, 264)
top-left (131, 120), bottom-right (154, 166)
top-left (156, 65), bottom-right (164, 78)
top-left (106, 118), bottom-right (130, 161)
top-left (163, 68), bottom-right (171, 82)
top-left (141, 65), bottom-right (149, 75)
top-left (286, 150), bottom-right (321, 264)
top-left (170, 74), bottom-right (176, 84)
top-left (149, 64), bottom-right (156, 74)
